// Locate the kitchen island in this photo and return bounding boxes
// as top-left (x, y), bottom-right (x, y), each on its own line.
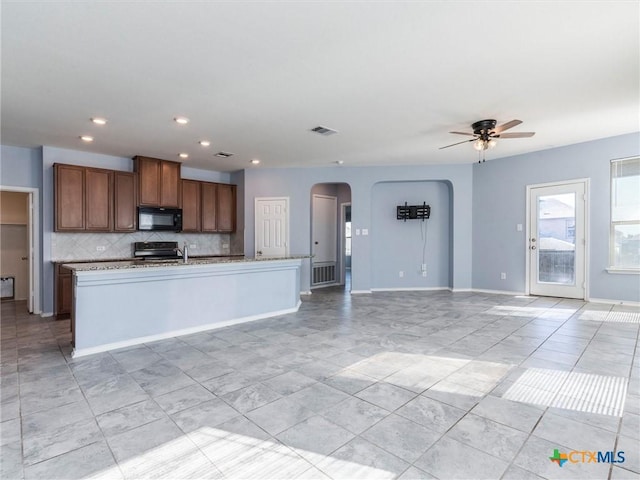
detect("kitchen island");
top-left (64, 256), bottom-right (307, 357)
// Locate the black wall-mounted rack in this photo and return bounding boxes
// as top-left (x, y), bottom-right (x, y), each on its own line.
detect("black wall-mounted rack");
top-left (397, 202), bottom-right (431, 221)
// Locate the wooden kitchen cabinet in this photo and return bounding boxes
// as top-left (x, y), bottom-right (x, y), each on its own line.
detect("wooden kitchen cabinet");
top-left (181, 179), bottom-right (201, 232)
top-left (55, 264), bottom-right (72, 319)
top-left (114, 171), bottom-right (136, 231)
top-left (55, 164), bottom-right (137, 232)
top-left (183, 180), bottom-right (236, 233)
top-left (201, 182), bottom-right (217, 232)
top-left (55, 164), bottom-right (85, 231)
top-left (85, 168), bottom-right (113, 231)
top-left (217, 183), bottom-right (236, 232)
top-left (161, 160), bottom-right (181, 207)
top-left (133, 156), bottom-right (181, 208)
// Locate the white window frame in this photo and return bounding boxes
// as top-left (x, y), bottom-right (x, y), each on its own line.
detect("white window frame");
top-left (609, 156), bottom-right (640, 274)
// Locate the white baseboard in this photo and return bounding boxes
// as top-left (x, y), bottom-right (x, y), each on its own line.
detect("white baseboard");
top-left (449, 288), bottom-right (473, 293)
top-left (468, 288), bottom-right (527, 296)
top-left (371, 287), bottom-right (449, 292)
top-left (41, 311), bottom-right (54, 317)
top-left (71, 301), bottom-right (302, 358)
top-left (587, 297), bottom-right (640, 307)
top-left (300, 290), bottom-right (312, 295)
top-left (350, 290), bottom-right (372, 294)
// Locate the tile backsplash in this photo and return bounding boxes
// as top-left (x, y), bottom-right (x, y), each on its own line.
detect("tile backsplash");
top-left (51, 232), bottom-right (237, 261)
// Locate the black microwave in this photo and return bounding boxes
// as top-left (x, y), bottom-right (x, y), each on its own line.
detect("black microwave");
top-left (137, 207), bottom-right (182, 232)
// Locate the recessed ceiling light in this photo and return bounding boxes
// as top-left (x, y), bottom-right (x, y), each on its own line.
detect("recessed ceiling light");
top-left (174, 117), bottom-right (189, 125)
top-left (199, 140), bottom-right (210, 147)
top-left (215, 152), bottom-right (234, 158)
top-left (250, 159), bottom-right (261, 165)
top-left (91, 117), bottom-right (107, 125)
top-left (80, 135), bottom-right (94, 142)
top-left (179, 153), bottom-right (189, 159)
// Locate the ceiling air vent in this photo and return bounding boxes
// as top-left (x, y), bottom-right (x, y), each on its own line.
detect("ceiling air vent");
top-left (215, 152), bottom-right (234, 158)
top-left (310, 125), bottom-right (338, 136)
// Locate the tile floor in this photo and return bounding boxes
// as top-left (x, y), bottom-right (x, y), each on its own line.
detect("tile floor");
top-left (1, 289), bottom-right (639, 480)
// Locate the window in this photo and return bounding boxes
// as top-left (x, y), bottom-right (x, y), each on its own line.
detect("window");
top-left (610, 157), bottom-right (640, 270)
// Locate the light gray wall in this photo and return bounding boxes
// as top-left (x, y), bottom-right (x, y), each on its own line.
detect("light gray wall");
top-left (182, 166), bottom-right (231, 183)
top-left (243, 164), bottom-right (473, 294)
top-left (1, 145), bottom-right (42, 188)
top-left (230, 170), bottom-right (245, 254)
top-left (371, 181), bottom-right (450, 289)
top-left (472, 132), bottom-right (640, 302)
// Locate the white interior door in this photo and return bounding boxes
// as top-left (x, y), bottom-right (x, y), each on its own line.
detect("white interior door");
top-left (255, 197), bottom-right (289, 257)
top-left (312, 195), bottom-right (337, 285)
top-left (528, 181), bottom-right (586, 299)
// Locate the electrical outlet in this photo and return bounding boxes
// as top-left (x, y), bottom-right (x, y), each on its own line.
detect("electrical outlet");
top-left (222, 243), bottom-right (229, 249)
top-left (399, 271), bottom-right (404, 278)
top-left (501, 272), bottom-right (507, 280)
top-left (189, 244), bottom-right (197, 249)
top-left (96, 246), bottom-right (106, 252)
top-left (422, 271), bottom-right (427, 277)
top-left (421, 263), bottom-right (427, 272)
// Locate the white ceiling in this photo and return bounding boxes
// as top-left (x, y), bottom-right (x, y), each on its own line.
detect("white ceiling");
top-left (2, 2), bottom-right (638, 172)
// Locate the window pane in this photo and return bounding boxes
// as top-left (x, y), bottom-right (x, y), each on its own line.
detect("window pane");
top-left (613, 223), bottom-right (640, 268)
top-left (538, 193), bottom-right (576, 284)
top-left (611, 157), bottom-right (640, 268)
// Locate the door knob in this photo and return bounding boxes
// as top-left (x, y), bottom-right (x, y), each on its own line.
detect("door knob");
top-left (21, 256), bottom-right (28, 260)
top-left (257, 250), bottom-right (262, 255)
top-left (314, 241), bottom-right (319, 245)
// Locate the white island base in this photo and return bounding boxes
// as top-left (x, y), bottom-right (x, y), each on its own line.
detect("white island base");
top-left (67, 258), bottom-right (303, 357)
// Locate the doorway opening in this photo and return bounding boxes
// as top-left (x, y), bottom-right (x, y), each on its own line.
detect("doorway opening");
top-left (0, 187), bottom-right (40, 314)
top-left (310, 183), bottom-right (352, 291)
top-left (342, 203), bottom-right (352, 291)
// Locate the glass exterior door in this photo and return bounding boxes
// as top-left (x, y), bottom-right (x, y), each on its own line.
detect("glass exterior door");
top-left (529, 182), bottom-right (585, 299)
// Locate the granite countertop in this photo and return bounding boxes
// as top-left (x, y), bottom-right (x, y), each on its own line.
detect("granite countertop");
top-left (53, 254), bottom-right (243, 264)
top-left (62, 255), bottom-right (311, 272)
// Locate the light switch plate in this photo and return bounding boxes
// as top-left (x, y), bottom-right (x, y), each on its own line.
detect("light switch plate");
top-left (362, 229), bottom-right (368, 235)
top-left (517, 224), bottom-right (523, 231)
top-left (356, 229), bottom-right (361, 236)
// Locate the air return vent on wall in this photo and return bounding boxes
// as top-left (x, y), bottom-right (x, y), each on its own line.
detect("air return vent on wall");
top-left (310, 126), bottom-right (338, 136)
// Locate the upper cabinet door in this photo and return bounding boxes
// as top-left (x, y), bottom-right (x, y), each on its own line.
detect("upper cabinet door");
top-left (85, 168), bottom-right (113, 231)
top-left (114, 172), bottom-right (136, 231)
top-left (160, 161), bottom-right (181, 207)
top-left (134, 156), bottom-right (181, 207)
top-left (135, 156), bottom-right (161, 206)
top-left (217, 184), bottom-right (236, 233)
top-left (55, 164), bottom-right (85, 231)
top-left (201, 182), bottom-right (218, 232)
top-left (181, 180), bottom-right (201, 232)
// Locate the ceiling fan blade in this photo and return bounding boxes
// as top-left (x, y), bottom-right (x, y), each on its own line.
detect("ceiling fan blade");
top-left (494, 119), bottom-right (522, 134)
top-left (495, 132), bottom-right (535, 138)
top-left (439, 138), bottom-right (475, 149)
top-left (449, 131), bottom-right (476, 136)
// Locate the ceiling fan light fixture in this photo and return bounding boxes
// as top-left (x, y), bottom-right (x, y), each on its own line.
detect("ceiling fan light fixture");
top-left (473, 139), bottom-right (485, 151)
top-left (488, 139), bottom-right (497, 149)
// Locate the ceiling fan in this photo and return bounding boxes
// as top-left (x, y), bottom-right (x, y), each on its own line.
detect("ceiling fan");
top-left (440, 119), bottom-right (535, 162)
